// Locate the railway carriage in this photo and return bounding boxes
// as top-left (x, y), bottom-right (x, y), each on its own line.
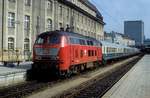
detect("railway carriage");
top-left (101, 41), bottom-right (140, 61)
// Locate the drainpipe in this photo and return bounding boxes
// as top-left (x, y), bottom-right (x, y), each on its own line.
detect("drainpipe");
top-left (2, 0), bottom-right (4, 62)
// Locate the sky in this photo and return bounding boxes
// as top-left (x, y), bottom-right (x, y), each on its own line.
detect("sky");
top-left (89, 0), bottom-right (150, 39)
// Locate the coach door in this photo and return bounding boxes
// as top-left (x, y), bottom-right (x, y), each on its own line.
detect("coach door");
top-left (70, 37), bottom-right (80, 65)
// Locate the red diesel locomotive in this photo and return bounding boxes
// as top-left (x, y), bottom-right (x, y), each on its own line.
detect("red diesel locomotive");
top-left (32, 30), bottom-right (102, 77)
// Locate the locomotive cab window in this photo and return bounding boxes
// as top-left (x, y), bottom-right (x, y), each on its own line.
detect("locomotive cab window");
top-left (35, 36), bottom-right (46, 44)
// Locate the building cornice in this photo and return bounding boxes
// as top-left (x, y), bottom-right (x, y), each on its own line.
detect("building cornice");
top-left (57, 0), bottom-right (105, 25)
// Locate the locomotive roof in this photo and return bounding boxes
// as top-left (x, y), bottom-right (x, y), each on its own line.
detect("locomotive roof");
top-left (38, 31), bottom-right (99, 42)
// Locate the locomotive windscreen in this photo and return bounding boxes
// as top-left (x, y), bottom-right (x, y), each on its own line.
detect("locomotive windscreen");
top-left (35, 33), bottom-right (61, 44)
top-left (35, 36), bottom-right (46, 44)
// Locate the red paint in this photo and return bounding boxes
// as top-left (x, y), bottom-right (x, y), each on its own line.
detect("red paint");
top-left (33, 31), bottom-right (102, 72)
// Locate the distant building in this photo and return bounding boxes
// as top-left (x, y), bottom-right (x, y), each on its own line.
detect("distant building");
top-left (104, 32), bottom-right (113, 43)
top-left (144, 39), bottom-right (150, 47)
top-left (104, 31), bottom-right (135, 46)
top-left (124, 20), bottom-right (144, 46)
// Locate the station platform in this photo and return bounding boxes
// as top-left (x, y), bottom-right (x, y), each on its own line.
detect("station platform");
top-left (102, 55), bottom-right (150, 98)
top-left (0, 62), bottom-right (32, 87)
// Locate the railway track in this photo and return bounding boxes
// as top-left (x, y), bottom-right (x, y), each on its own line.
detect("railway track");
top-left (57, 55), bottom-right (143, 98)
top-left (0, 77), bottom-right (63, 98)
top-left (0, 55), bottom-right (143, 98)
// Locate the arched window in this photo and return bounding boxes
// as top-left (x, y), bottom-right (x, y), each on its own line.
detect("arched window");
top-left (25, 0), bottom-right (31, 6)
top-left (8, 37), bottom-right (14, 50)
top-left (47, 19), bottom-right (52, 31)
top-left (59, 5), bottom-right (62, 18)
top-left (24, 38), bottom-right (30, 51)
top-left (47, 0), bottom-right (53, 12)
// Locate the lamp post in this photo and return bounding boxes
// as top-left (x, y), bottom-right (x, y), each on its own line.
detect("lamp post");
top-left (2, 0), bottom-right (4, 62)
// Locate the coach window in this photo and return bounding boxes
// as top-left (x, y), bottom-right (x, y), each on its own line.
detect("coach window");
top-left (8, 37), bottom-right (14, 51)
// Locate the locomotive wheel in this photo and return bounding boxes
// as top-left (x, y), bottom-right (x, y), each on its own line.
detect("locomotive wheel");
top-left (59, 69), bottom-right (72, 78)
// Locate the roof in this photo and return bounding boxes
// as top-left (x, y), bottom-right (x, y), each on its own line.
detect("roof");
top-left (80, 0), bottom-right (103, 20)
top-left (112, 32), bottom-right (135, 40)
top-left (80, 0), bottom-right (97, 11)
top-left (101, 41), bottom-right (132, 49)
top-left (58, 0), bottom-right (104, 25)
top-left (38, 30), bottom-right (98, 42)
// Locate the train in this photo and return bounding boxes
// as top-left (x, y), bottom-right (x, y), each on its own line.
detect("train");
top-left (31, 30), bottom-right (140, 78)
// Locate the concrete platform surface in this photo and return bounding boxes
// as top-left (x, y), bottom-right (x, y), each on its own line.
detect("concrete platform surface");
top-left (0, 61), bottom-right (32, 75)
top-left (102, 55), bottom-right (150, 98)
top-left (0, 62), bottom-right (32, 87)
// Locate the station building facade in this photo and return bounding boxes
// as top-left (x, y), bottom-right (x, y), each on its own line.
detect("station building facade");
top-left (0, 0), bottom-right (104, 60)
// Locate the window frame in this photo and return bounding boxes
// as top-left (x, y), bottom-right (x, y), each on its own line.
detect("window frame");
top-left (25, 0), bottom-right (31, 6)
top-left (47, 0), bottom-right (53, 12)
top-left (8, 12), bottom-right (15, 28)
top-left (24, 15), bottom-right (30, 30)
top-left (8, 0), bottom-right (16, 3)
top-left (47, 19), bottom-right (52, 31)
top-left (8, 37), bottom-right (15, 51)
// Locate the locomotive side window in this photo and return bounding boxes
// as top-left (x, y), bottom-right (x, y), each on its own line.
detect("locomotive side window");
top-left (79, 39), bottom-right (86, 45)
top-left (75, 38), bottom-right (80, 44)
top-left (87, 40), bottom-right (93, 46)
top-left (48, 34), bottom-right (60, 44)
top-left (87, 41), bottom-right (90, 45)
top-left (70, 38), bottom-right (75, 44)
top-left (70, 37), bottom-right (80, 45)
top-left (90, 41), bottom-right (93, 46)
